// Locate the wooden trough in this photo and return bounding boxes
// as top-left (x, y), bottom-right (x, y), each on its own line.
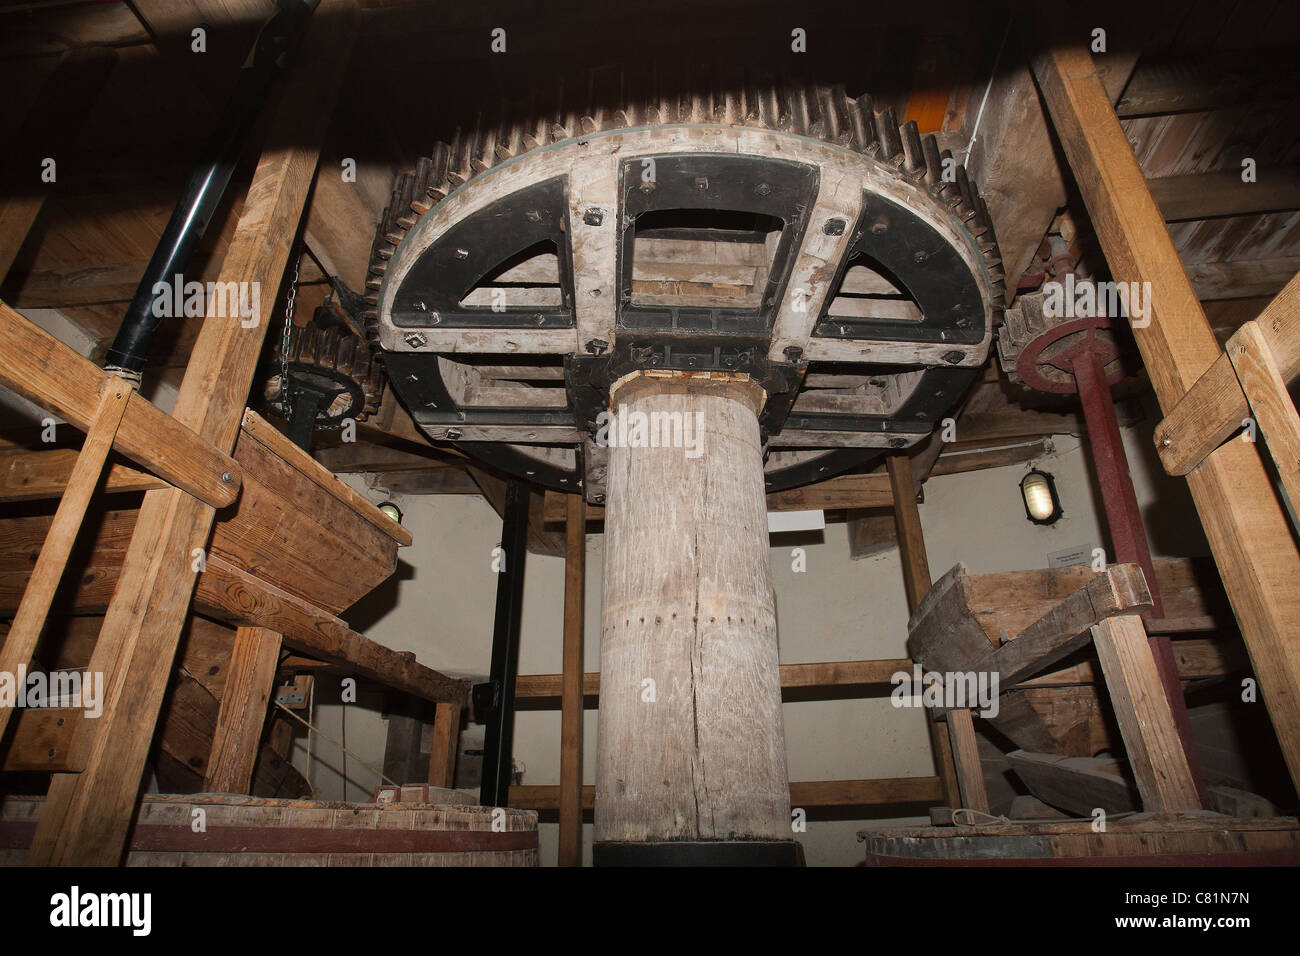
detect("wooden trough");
top-left (1, 408), bottom-right (412, 616)
top-left (0, 408), bottom-right (467, 777)
top-left (0, 794), bottom-right (538, 867)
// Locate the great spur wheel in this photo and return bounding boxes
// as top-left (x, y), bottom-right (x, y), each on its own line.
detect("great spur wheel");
top-left (365, 76), bottom-right (1006, 500)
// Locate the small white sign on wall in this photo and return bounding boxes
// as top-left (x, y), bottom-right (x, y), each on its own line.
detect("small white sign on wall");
top-left (768, 509), bottom-right (826, 534)
top-left (1048, 544), bottom-right (1093, 568)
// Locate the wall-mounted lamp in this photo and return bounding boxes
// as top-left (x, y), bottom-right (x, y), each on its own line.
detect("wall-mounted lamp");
top-left (377, 501), bottom-right (404, 525)
top-left (1020, 469), bottom-right (1062, 525)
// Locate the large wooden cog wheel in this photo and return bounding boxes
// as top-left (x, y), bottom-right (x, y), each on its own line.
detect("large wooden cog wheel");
top-left (371, 86), bottom-right (1005, 498)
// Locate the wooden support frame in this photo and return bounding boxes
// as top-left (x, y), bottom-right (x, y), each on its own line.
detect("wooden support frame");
top-left (1155, 272), bottom-right (1300, 476)
top-left (26, 0), bottom-right (360, 866)
top-left (0, 301), bottom-right (241, 509)
top-left (1032, 41), bottom-right (1300, 795)
top-left (512, 641), bottom-right (1233, 709)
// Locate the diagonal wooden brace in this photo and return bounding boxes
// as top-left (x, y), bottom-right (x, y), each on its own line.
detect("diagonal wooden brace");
top-left (0, 383), bottom-right (130, 742)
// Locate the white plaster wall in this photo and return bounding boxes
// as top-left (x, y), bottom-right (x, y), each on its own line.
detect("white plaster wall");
top-left (299, 411), bottom-right (1208, 866)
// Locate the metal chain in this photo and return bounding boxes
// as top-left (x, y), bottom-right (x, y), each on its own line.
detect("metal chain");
top-left (278, 252), bottom-right (301, 410)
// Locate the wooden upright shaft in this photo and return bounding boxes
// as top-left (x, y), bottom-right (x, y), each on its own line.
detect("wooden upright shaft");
top-left (595, 372), bottom-right (790, 844)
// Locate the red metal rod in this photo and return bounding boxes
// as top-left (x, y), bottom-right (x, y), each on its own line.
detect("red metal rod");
top-left (1071, 347), bottom-right (1208, 807)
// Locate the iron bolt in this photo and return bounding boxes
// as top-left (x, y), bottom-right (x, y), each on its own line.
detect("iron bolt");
top-left (404, 332), bottom-right (428, 349)
top-left (583, 207), bottom-right (604, 226)
top-left (823, 218), bottom-right (847, 236)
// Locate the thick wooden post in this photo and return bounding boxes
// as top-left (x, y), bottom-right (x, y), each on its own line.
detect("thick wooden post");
top-left (594, 371), bottom-right (793, 865)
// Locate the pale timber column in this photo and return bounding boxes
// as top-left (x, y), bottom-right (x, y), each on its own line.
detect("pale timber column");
top-left (595, 370), bottom-right (794, 865)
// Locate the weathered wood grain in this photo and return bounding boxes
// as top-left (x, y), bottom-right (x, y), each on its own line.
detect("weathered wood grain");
top-left (596, 372), bottom-right (789, 843)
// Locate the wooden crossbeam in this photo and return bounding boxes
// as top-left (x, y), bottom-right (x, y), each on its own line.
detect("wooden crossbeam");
top-left (1155, 272), bottom-right (1300, 476)
top-left (1149, 166), bottom-right (1300, 223)
top-left (0, 449), bottom-right (167, 502)
top-left (1032, 42), bottom-right (1300, 795)
top-left (516, 658), bottom-right (912, 709)
top-left (511, 777), bottom-right (944, 814)
top-left (198, 554), bottom-right (467, 707)
top-left (0, 300), bottom-right (241, 508)
top-left (542, 471), bottom-right (894, 523)
top-left (0, 384), bottom-right (128, 742)
top-left (27, 0), bottom-right (359, 866)
top-left (511, 642), bottom-right (1238, 711)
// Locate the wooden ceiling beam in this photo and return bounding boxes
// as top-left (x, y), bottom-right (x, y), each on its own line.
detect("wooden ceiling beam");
top-left (1150, 166), bottom-right (1300, 222)
top-left (1187, 255), bottom-right (1300, 301)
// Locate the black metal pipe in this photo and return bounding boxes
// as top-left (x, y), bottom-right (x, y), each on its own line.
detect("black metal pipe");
top-left (479, 482), bottom-right (531, 808)
top-left (103, 1), bottom-right (308, 378)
